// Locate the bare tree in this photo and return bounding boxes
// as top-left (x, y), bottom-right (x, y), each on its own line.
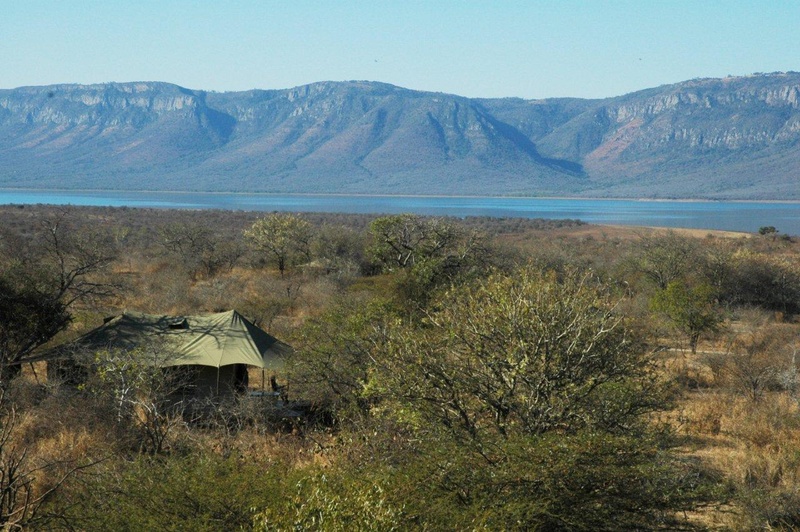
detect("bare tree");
top-left (0, 211), bottom-right (117, 383)
top-left (631, 231), bottom-right (703, 290)
top-left (725, 324), bottom-right (797, 401)
top-left (34, 210), bottom-right (118, 306)
top-left (0, 390), bottom-right (95, 528)
top-left (159, 222), bottom-right (244, 279)
top-left (85, 345), bottom-right (193, 454)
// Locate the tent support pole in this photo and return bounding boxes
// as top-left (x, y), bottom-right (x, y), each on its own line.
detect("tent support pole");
top-left (29, 362), bottom-right (41, 386)
top-left (261, 369), bottom-right (265, 392)
top-left (216, 367), bottom-right (220, 396)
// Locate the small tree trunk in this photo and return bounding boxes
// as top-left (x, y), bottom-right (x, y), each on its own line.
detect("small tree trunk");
top-left (690, 332), bottom-right (699, 355)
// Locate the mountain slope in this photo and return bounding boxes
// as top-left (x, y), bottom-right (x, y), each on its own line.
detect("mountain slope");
top-left (1, 73), bottom-right (799, 198)
top-left (541, 74), bottom-right (800, 198)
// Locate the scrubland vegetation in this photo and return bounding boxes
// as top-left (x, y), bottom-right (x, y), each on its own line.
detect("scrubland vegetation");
top-left (1, 204), bottom-right (799, 530)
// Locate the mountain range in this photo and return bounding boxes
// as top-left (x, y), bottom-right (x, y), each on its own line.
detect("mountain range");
top-left (1, 73), bottom-right (799, 199)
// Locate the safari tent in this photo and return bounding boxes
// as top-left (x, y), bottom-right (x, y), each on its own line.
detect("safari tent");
top-left (47, 310), bottom-right (291, 398)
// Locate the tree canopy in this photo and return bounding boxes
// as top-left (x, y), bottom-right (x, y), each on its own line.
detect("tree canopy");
top-left (288, 266), bottom-right (713, 528)
top-left (0, 212), bottom-right (116, 382)
top-left (244, 213), bottom-right (312, 275)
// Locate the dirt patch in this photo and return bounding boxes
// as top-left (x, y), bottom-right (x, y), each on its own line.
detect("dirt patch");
top-left (560, 224), bottom-right (752, 240)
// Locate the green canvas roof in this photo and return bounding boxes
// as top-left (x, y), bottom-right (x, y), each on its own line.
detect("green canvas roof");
top-left (50, 310), bottom-right (290, 370)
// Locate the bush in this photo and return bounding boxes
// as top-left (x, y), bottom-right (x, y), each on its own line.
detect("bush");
top-left (253, 470), bottom-right (404, 532)
top-left (721, 250), bottom-right (800, 314)
top-left (366, 267), bottom-right (716, 528)
top-left (57, 454), bottom-right (290, 531)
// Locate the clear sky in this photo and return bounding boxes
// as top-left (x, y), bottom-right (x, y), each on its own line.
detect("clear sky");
top-left (1, 1), bottom-right (797, 100)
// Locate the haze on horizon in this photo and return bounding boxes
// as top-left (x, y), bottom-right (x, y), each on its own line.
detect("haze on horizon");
top-left (2, 1), bottom-right (798, 100)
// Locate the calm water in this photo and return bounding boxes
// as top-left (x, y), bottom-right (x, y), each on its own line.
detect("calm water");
top-left (2, 189), bottom-right (800, 235)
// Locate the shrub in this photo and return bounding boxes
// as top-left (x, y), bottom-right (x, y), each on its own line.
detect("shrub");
top-left (57, 454), bottom-right (290, 531)
top-left (367, 267), bottom-right (717, 528)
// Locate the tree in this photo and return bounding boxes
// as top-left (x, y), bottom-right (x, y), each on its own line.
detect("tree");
top-left (368, 214), bottom-right (461, 271)
top-left (34, 210), bottom-right (118, 307)
top-left (244, 213), bottom-right (312, 276)
top-left (365, 267), bottom-right (711, 528)
top-left (0, 212), bottom-right (116, 382)
top-left (159, 222), bottom-right (244, 279)
top-left (0, 272), bottom-right (69, 383)
top-left (367, 214), bottom-right (489, 307)
top-left (631, 231), bottom-right (703, 289)
top-left (311, 224), bottom-right (365, 279)
top-left (380, 268), bottom-right (663, 438)
top-left (289, 299), bottom-right (395, 424)
top-left (758, 226), bottom-right (778, 236)
top-left (721, 250), bottom-right (800, 314)
top-left (651, 281), bottom-right (722, 354)
top-left (84, 345), bottom-right (192, 454)
top-left (724, 324), bottom-right (797, 401)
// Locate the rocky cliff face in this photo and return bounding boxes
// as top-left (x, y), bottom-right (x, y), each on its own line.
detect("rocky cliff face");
top-left (521, 73), bottom-right (800, 197)
top-left (1, 73), bottom-right (799, 198)
top-left (0, 83), bottom-right (201, 127)
top-left (603, 75), bottom-right (800, 151)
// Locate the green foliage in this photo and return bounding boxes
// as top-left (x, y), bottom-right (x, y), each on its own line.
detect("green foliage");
top-left (368, 214), bottom-right (458, 271)
top-left (289, 299), bottom-right (396, 423)
top-left (287, 266), bottom-right (713, 528)
top-left (56, 453), bottom-right (405, 532)
top-left (389, 431), bottom-right (718, 530)
top-left (651, 281), bottom-right (722, 353)
top-left (367, 214), bottom-right (490, 308)
top-left (60, 454), bottom-right (289, 531)
top-left (377, 267), bottom-right (664, 439)
top-left (758, 226), bottom-right (778, 235)
top-left (244, 213), bottom-right (313, 275)
top-left (356, 266), bottom-right (712, 528)
top-left (253, 470), bottom-right (404, 532)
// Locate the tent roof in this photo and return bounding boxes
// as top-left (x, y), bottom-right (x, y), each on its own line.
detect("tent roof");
top-left (47, 310), bottom-right (290, 370)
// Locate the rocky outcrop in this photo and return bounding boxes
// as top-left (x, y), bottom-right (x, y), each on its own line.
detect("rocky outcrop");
top-left (1, 73), bottom-right (799, 198)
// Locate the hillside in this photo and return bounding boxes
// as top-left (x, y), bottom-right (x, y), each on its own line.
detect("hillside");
top-left (1, 73), bottom-right (799, 198)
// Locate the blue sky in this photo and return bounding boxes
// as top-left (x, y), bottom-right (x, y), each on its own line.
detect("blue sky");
top-left (1, 1), bottom-right (797, 99)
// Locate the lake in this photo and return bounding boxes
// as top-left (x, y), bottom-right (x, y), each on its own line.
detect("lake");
top-left (2, 189), bottom-right (800, 235)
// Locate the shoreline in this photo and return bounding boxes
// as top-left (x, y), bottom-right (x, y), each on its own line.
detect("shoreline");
top-left (2, 190), bottom-right (799, 236)
top-left (0, 187), bottom-right (799, 204)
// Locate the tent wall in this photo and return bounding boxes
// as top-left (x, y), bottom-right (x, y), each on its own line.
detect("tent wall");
top-left (48, 359), bottom-right (251, 402)
top-left (193, 365), bottom-right (247, 398)
top-left (47, 358), bottom-right (88, 387)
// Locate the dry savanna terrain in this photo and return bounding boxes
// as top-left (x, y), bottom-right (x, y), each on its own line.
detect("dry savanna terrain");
top-left (0, 204), bottom-right (798, 530)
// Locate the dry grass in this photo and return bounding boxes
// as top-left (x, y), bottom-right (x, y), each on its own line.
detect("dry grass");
top-left (546, 223), bottom-right (752, 242)
top-left (664, 315), bottom-right (800, 528)
top-left (3, 206), bottom-right (798, 527)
